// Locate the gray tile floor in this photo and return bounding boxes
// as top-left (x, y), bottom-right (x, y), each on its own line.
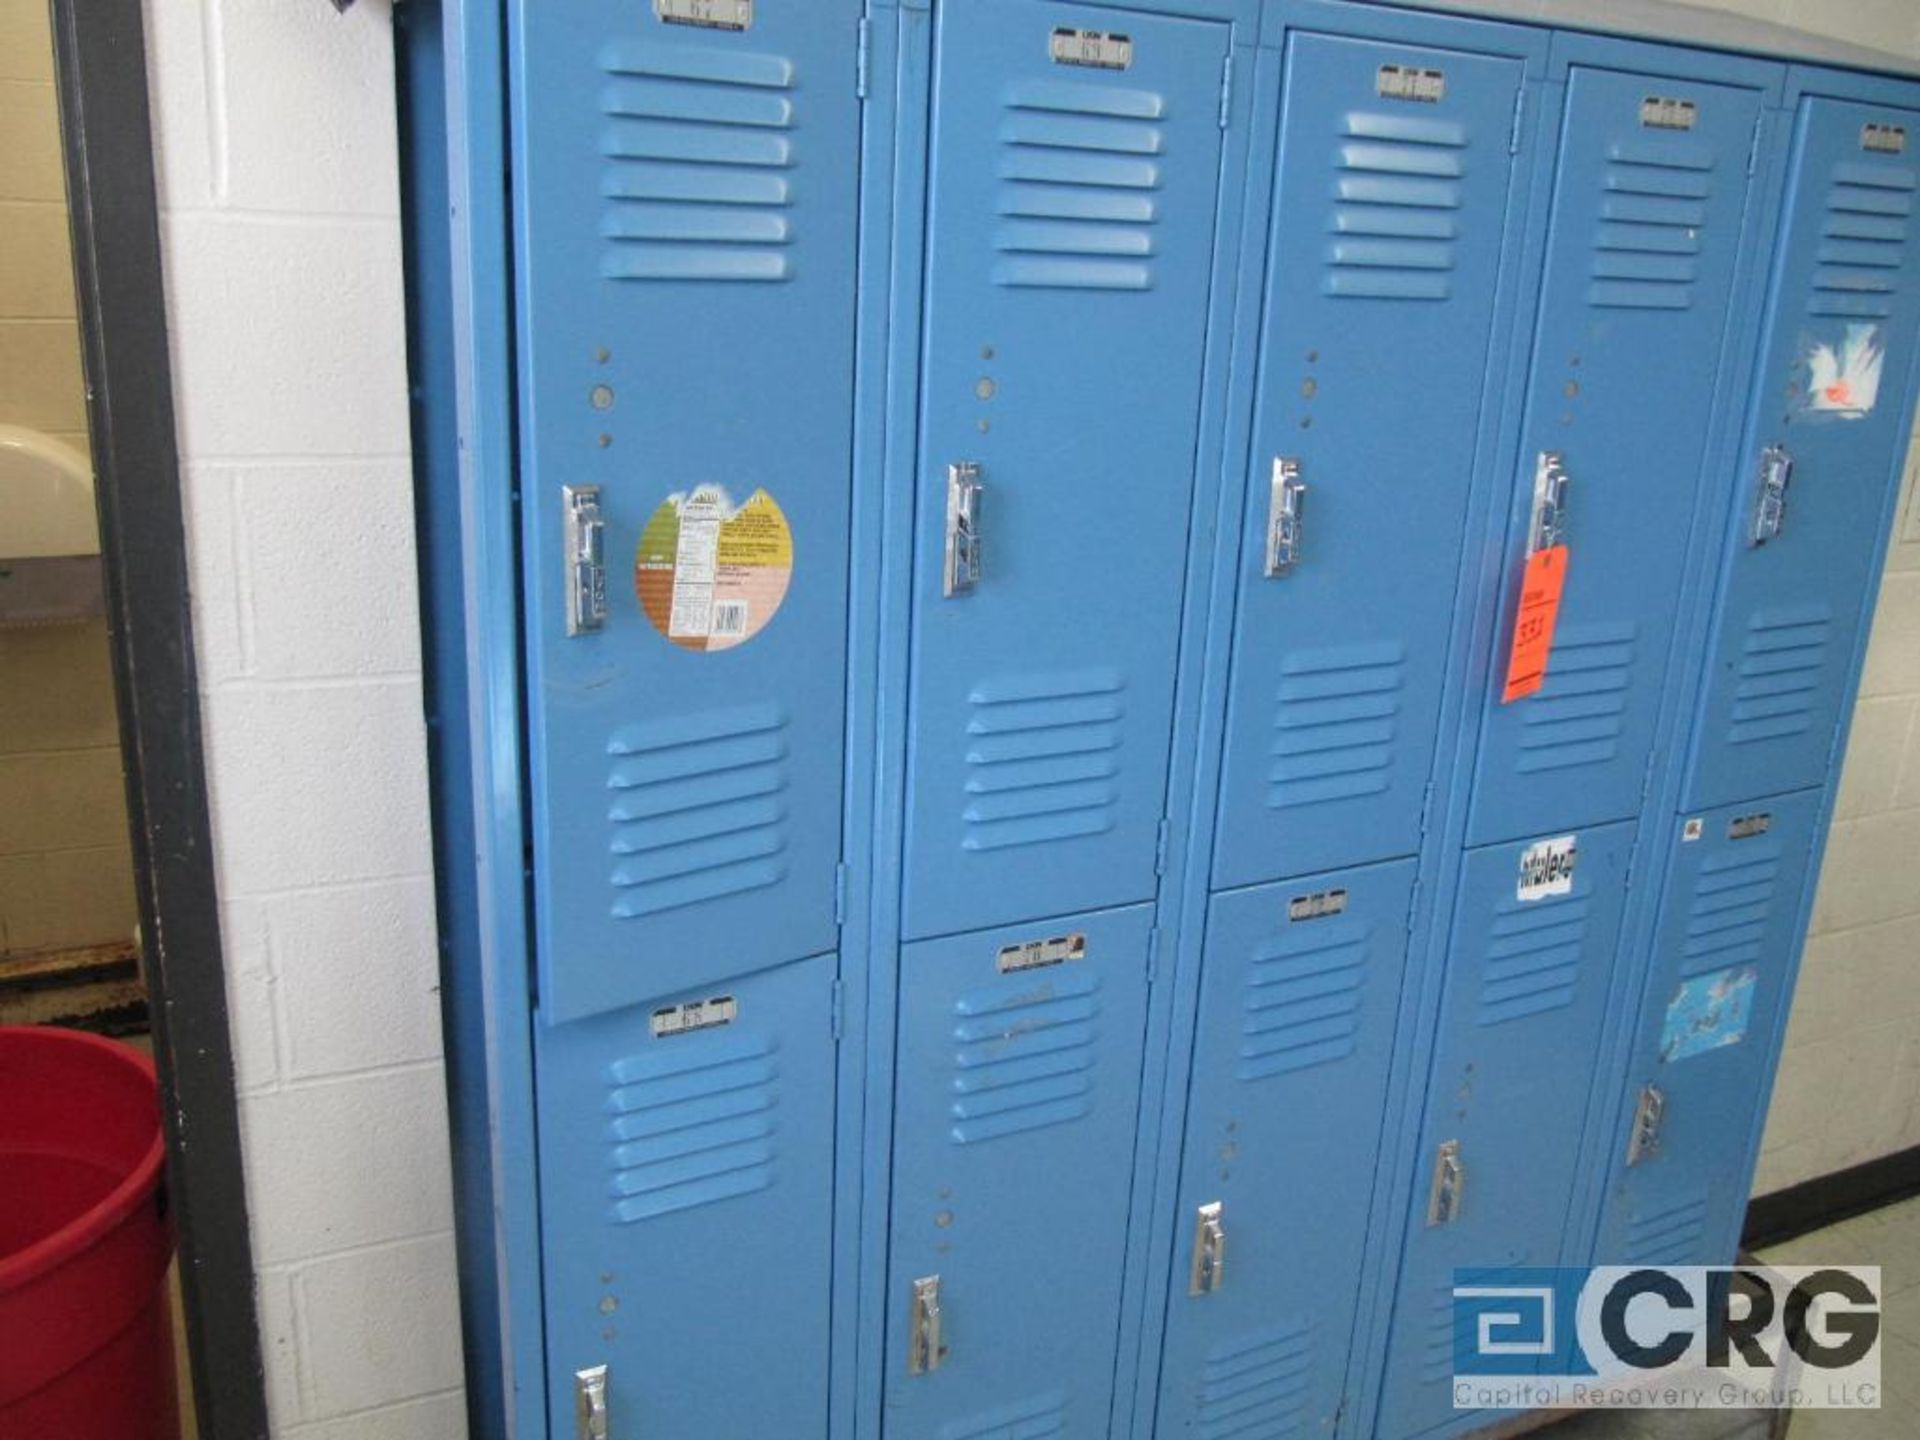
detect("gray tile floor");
top-left (1537, 1195), bottom-right (1920, 1440)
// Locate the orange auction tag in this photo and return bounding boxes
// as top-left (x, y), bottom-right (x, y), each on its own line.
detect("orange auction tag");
top-left (1501, 544), bottom-right (1568, 704)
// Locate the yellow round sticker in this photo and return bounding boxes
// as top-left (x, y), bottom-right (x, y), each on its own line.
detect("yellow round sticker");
top-left (634, 485), bottom-right (793, 652)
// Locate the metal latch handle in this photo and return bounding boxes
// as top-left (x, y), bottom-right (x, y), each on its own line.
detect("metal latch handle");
top-left (1189, 1201), bottom-right (1227, 1296)
top-left (1750, 444), bottom-right (1793, 547)
top-left (575, 1365), bottom-right (609, 1440)
top-left (1265, 458), bottom-right (1307, 577)
top-left (1528, 452), bottom-right (1570, 554)
top-left (908, 1275), bottom-right (944, 1375)
top-left (944, 463), bottom-right (983, 597)
top-left (1626, 1084), bottom-right (1666, 1167)
top-left (565, 485), bottom-right (608, 637)
top-left (1427, 1139), bottom-right (1464, 1227)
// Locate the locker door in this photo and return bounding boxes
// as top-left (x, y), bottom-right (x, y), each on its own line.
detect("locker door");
top-left (1378, 821), bottom-right (1635, 1439)
top-left (883, 905), bottom-right (1154, 1437)
top-left (1593, 793), bottom-right (1821, 1271)
top-left (1154, 860), bottom-right (1417, 1440)
top-left (1214, 33), bottom-right (1528, 891)
top-left (514, 2), bottom-right (861, 1023)
top-left (1470, 67), bottom-right (1769, 846)
top-left (901, 2), bottom-right (1229, 940)
top-left (535, 954), bottom-right (838, 1438)
top-left (1689, 96), bottom-right (1920, 811)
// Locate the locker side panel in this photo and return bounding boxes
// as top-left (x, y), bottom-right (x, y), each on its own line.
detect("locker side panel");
top-left (883, 905), bottom-right (1154, 1438)
top-left (514, 3), bottom-right (862, 1023)
top-left (901, 2), bottom-right (1230, 941)
top-left (1687, 95), bottom-right (1920, 811)
top-left (535, 955), bottom-right (838, 1438)
top-left (1378, 822), bottom-right (1635, 1440)
top-left (1154, 860), bottom-right (1417, 1440)
top-left (1212, 32), bottom-right (1526, 890)
top-left (1469, 65), bottom-right (1769, 845)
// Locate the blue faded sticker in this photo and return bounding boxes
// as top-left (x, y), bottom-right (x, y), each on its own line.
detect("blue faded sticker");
top-left (1660, 966), bottom-right (1758, 1063)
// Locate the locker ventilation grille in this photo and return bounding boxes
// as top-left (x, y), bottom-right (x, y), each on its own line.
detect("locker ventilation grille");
top-left (963, 670), bottom-right (1123, 852)
top-left (995, 78), bottom-right (1167, 291)
top-left (606, 702), bottom-right (790, 918)
top-left (1517, 620), bottom-right (1636, 774)
top-left (937, 1391), bottom-right (1067, 1440)
top-left (1681, 845), bottom-right (1783, 979)
top-left (1477, 892), bottom-right (1590, 1026)
top-left (949, 966), bottom-right (1100, 1145)
top-left (597, 40), bottom-right (797, 283)
top-left (1421, 1282), bottom-right (1465, 1384)
top-left (1266, 641), bottom-right (1404, 811)
top-left (1624, 1192), bottom-right (1711, 1267)
top-left (1811, 161), bottom-right (1916, 320)
top-left (1196, 1319), bottom-right (1314, 1440)
top-left (604, 1030), bottom-right (778, 1223)
top-left (1238, 919), bottom-right (1368, 1081)
top-left (1728, 603), bottom-right (1831, 746)
top-left (1325, 111), bottom-right (1467, 302)
top-left (1590, 136), bottom-right (1716, 311)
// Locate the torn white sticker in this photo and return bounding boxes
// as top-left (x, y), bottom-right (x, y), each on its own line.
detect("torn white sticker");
top-left (1517, 835), bottom-right (1578, 902)
top-left (1803, 323), bottom-right (1885, 419)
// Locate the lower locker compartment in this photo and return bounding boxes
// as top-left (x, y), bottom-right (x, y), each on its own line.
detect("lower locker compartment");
top-left (882, 903), bottom-right (1154, 1438)
top-left (1593, 791), bottom-right (1824, 1271)
top-left (1378, 821), bottom-right (1636, 1440)
top-left (1155, 858), bottom-right (1418, 1440)
top-left (534, 951), bottom-right (839, 1440)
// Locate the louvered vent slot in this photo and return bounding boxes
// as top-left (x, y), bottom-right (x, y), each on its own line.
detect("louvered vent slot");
top-left (605, 1030), bottom-right (777, 1223)
top-left (1267, 640), bottom-right (1405, 810)
top-left (995, 77), bottom-right (1167, 291)
top-left (1728, 603), bottom-right (1832, 746)
top-left (1238, 919), bottom-right (1368, 1081)
top-left (1518, 620), bottom-right (1636, 774)
top-left (1325, 111), bottom-right (1467, 301)
top-left (1196, 1320), bottom-right (1315, 1440)
top-left (1625, 1192), bottom-right (1711, 1267)
top-left (1680, 845), bottom-right (1782, 979)
top-left (1478, 892), bottom-right (1590, 1026)
top-left (1421, 1282), bottom-right (1464, 1384)
top-left (1811, 161), bottom-right (1916, 319)
top-left (950, 967), bottom-right (1100, 1146)
top-left (964, 670), bottom-right (1123, 852)
top-left (937, 1391), bottom-right (1067, 1440)
top-left (597, 40), bottom-right (797, 283)
top-left (606, 702), bottom-right (789, 918)
top-left (1591, 136), bottom-right (1715, 310)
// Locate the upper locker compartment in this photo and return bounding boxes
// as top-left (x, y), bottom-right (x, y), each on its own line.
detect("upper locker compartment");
top-left (1213, 29), bottom-right (1530, 892)
top-left (514, 3), bottom-right (863, 1023)
top-left (1468, 55), bottom-right (1775, 847)
top-left (1686, 88), bottom-right (1920, 813)
top-left (901, 1), bottom-right (1231, 942)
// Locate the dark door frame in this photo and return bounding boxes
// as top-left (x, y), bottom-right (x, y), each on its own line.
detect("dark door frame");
top-left (49, 1), bottom-right (270, 1435)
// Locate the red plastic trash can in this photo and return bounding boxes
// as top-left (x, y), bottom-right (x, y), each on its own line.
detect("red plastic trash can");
top-left (0, 1026), bottom-right (179, 1440)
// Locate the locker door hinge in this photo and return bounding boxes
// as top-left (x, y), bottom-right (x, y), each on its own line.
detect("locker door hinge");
top-left (1746, 111), bottom-right (1764, 177)
top-left (1218, 53), bottom-right (1233, 129)
top-left (1637, 749), bottom-right (1659, 809)
top-left (830, 978), bottom-right (846, 1042)
top-left (1509, 85), bottom-right (1526, 155)
top-left (834, 861), bottom-right (848, 925)
top-left (856, 16), bottom-right (871, 101)
top-left (1154, 817), bottom-right (1171, 878)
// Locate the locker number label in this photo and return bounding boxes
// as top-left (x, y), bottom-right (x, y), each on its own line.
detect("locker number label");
top-left (998, 932), bottom-right (1087, 973)
top-left (1288, 888), bottom-right (1350, 922)
top-left (654, 0), bottom-right (753, 30)
top-left (1640, 96), bottom-right (1699, 131)
top-left (1864, 123), bottom-right (1908, 155)
top-left (1517, 835), bottom-right (1578, 902)
top-left (1050, 28), bottom-right (1133, 71)
top-left (651, 995), bottom-right (738, 1038)
top-left (1377, 65), bottom-right (1446, 103)
top-left (1729, 812), bottom-right (1773, 841)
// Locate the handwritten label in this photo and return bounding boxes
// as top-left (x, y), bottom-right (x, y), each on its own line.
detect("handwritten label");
top-left (1501, 544), bottom-right (1568, 703)
top-left (1518, 835), bottom-right (1578, 902)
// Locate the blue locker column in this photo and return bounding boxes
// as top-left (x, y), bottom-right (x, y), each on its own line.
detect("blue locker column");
top-left (900, 0), bottom-right (1230, 941)
top-left (883, 905), bottom-right (1154, 1437)
top-left (1468, 61), bottom-right (1772, 846)
top-left (1212, 30), bottom-right (1527, 890)
top-left (1687, 91), bottom-right (1920, 812)
top-left (1592, 794), bottom-right (1822, 1270)
top-left (1379, 821), bottom-right (1635, 1439)
top-left (1153, 859), bottom-right (1418, 1440)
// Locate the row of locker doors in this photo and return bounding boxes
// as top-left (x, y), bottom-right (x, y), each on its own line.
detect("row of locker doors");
top-left (494, 1), bottom-right (1920, 1438)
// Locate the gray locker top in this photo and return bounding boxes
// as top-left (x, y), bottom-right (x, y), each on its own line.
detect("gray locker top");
top-left (1395, 0), bottom-right (1920, 78)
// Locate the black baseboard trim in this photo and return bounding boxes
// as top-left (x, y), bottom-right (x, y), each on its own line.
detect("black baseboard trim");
top-left (1744, 1144), bottom-right (1920, 1251)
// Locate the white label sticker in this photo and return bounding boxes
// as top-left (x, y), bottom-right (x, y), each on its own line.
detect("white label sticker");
top-left (650, 995), bottom-right (739, 1037)
top-left (1864, 123), bottom-right (1908, 155)
top-left (997, 932), bottom-right (1087, 973)
top-left (654, 0), bottom-right (753, 30)
top-left (1050, 27), bottom-right (1133, 70)
top-left (1517, 835), bottom-right (1578, 901)
top-left (1682, 818), bottom-right (1705, 843)
top-left (1377, 64), bottom-right (1446, 103)
top-left (1641, 96), bottom-right (1699, 131)
top-left (1803, 324), bottom-right (1886, 419)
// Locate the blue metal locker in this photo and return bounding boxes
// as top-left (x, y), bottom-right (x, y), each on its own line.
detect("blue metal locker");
top-left (1211, 27), bottom-right (1528, 891)
top-left (900, 0), bottom-right (1231, 941)
top-left (1591, 792), bottom-right (1822, 1270)
top-left (1153, 858), bottom-right (1418, 1440)
top-left (1687, 90), bottom-right (1920, 812)
top-left (882, 904), bottom-right (1154, 1438)
top-left (1468, 57), bottom-right (1775, 846)
top-left (1379, 820), bottom-right (1635, 1439)
top-left (512, 1), bottom-right (864, 1024)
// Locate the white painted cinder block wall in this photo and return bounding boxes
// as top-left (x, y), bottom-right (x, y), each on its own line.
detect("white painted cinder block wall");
top-left (134, 0), bottom-right (1920, 1434)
